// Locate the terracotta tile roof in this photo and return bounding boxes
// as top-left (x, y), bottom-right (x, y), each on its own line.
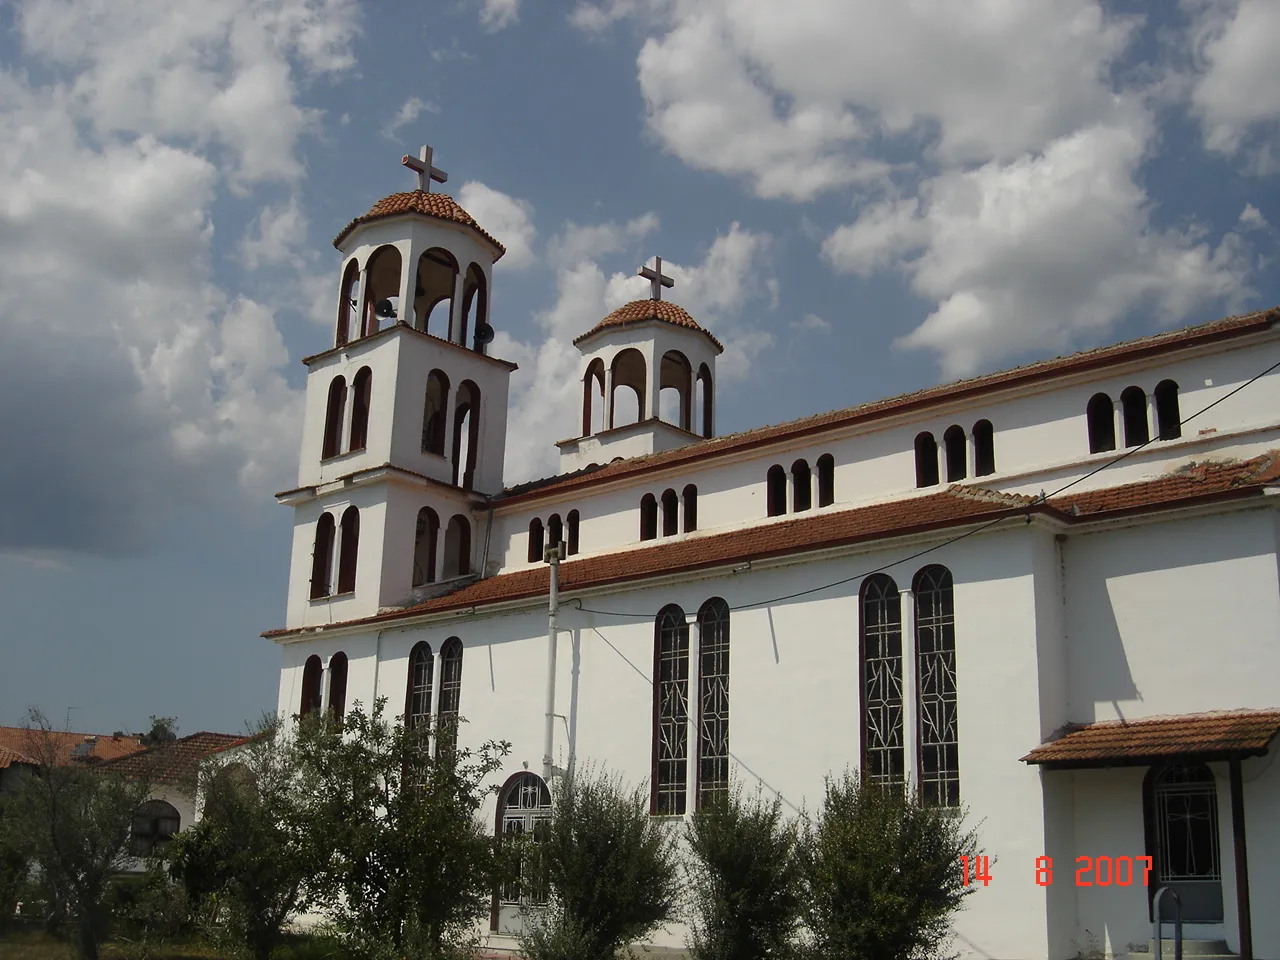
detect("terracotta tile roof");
top-left (1021, 710), bottom-right (1280, 767)
top-left (573, 299), bottom-right (725, 352)
top-left (332, 191), bottom-right (506, 258)
top-left (104, 732), bottom-right (249, 786)
top-left (499, 306), bottom-right (1279, 505)
top-left (266, 451), bottom-right (1280, 640)
top-left (0, 727), bottom-right (145, 767)
top-left (0, 746), bottom-right (33, 770)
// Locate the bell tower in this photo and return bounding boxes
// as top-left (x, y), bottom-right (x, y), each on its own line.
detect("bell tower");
top-left (277, 146), bottom-right (518, 629)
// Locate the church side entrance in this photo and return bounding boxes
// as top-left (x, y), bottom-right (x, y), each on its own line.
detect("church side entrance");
top-left (1144, 762), bottom-right (1224, 923)
top-left (495, 772), bottom-right (553, 936)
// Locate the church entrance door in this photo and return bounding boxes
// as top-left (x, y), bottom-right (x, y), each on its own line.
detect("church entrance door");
top-left (1144, 763), bottom-right (1224, 923)
top-left (496, 772), bottom-right (553, 936)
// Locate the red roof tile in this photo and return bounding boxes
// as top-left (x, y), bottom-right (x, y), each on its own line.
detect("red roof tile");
top-left (104, 732), bottom-right (248, 785)
top-left (1021, 710), bottom-right (1280, 767)
top-left (0, 727), bottom-right (145, 767)
top-left (0, 746), bottom-right (33, 770)
top-left (573, 299), bottom-right (724, 352)
top-left (333, 191), bottom-right (506, 258)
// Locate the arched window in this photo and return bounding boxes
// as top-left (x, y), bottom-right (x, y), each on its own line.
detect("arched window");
top-left (443, 515), bottom-right (471, 578)
top-left (792, 459), bottom-right (812, 512)
top-left (328, 652), bottom-right (348, 722)
top-left (413, 507), bottom-right (439, 587)
top-left (610, 348), bottom-right (646, 428)
top-left (661, 488), bottom-right (678, 537)
top-left (130, 799), bottom-right (180, 857)
top-left (527, 518), bottom-right (545, 563)
top-left (697, 364), bottom-right (714, 438)
top-left (766, 465), bottom-right (787, 517)
top-left (362, 244), bottom-right (402, 337)
top-left (1155, 380), bottom-right (1181, 440)
top-left (1143, 762), bottom-right (1223, 923)
top-left (421, 369), bottom-right (450, 455)
top-left (943, 425), bottom-right (966, 482)
top-left (582, 359), bottom-right (605, 436)
top-left (336, 258), bottom-right (359, 347)
top-left (337, 506), bottom-right (359, 594)
top-left (640, 494), bottom-right (658, 541)
top-left (300, 654), bottom-right (322, 716)
top-left (405, 642), bottom-right (434, 731)
top-left (817, 454), bottom-right (835, 507)
top-left (548, 514), bottom-right (563, 552)
top-left (860, 574), bottom-right (903, 788)
top-left (452, 380), bottom-right (481, 489)
top-left (682, 485), bottom-right (698, 533)
top-left (462, 263), bottom-right (488, 350)
top-left (310, 513), bottom-right (335, 599)
top-left (496, 772), bottom-right (553, 923)
top-left (322, 376), bottom-right (346, 460)
top-left (414, 248), bottom-right (459, 336)
top-left (914, 565), bottom-right (958, 807)
top-left (652, 604), bottom-right (689, 816)
top-left (349, 367), bottom-right (372, 452)
top-left (437, 637), bottom-right (464, 756)
top-left (1087, 392), bottom-right (1116, 453)
top-left (1121, 386), bottom-right (1149, 447)
top-left (566, 510), bottom-right (580, 556)
top-left (696, 598), bottom-right (730, 809)
top-left (659, 350), bottom-right (693, 430)
top-left (972, 420), bottom-right (995, 476)
top-left (914, 432), bottom-right (939, 488)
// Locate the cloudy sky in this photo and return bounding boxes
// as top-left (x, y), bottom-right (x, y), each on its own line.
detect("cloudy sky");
top-left (2, 0), bottom-right (1278, 737)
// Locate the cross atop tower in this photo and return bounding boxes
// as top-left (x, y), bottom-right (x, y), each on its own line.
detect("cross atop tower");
top-left (639, 256), bottom-right (675, 301)
top-left (402, 145), bottom-right (448, 193)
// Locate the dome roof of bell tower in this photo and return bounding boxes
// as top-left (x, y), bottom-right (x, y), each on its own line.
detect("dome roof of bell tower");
top-left (332, 190), bottom-right (506, 259)
top-left (573, 299), bottom-right (724, 352)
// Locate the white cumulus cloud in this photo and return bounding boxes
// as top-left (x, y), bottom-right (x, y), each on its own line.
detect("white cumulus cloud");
top-left (459, 181), bottom-right (538, 270)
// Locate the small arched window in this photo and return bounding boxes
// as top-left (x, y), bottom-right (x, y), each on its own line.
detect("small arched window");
top-left (816, 454), bottom-right (835, 507)
top-left (130, 799), bottom-right (181, 857)
top-left (1087, 392), bottom-right (1115, 453)
top-left (566, 510), bottom-right (580, 556)
top-left (1121, 386), bottom-right (1149, 447)
top-left (528, 518), bottom-right (545, 563)
top-left (661, 488), bottom-right (679, 536)
top-left (336, 259), bottom-right (359, 347)
top-left (322, 376), bottom-right (346, 460)
top-left (943, 425), bottom-right (967, 482)
top-left (548, 514), bottom-right (563, 551)
top-left (766, 465), bottom-right (787, 517)
top-left (792, 459), bottom-right (812, 512)
top-left (300, 654), bottom-right (323, 716)
top-left (915, 432), bottom-right (939, 488)
top-left (682, 485), bottom-right (698, 533)
top-left (696, 597), bottom-right (730, 809)
top-left (914, 564), bottom-right (958, 807)
top-left (328, 651), bottom-right (348, 722)
top-left (443, 515), bottom-right (471, 578)
top-left (437, 637), bottom-right (464, 756)
top-left (310, 513), bottom-right (335, 600)
top-left (1155, 380), bottom-right (1181, 440)
top-left (652, 604), bottom-right (689, 816)
top-left (972, 420), bottom-right (995, 477)
top-left (422, 369), bottom-right (450, 456)
top-left (412, 507), bottom-right (439, 587)
top-left (349, 367), bottom-right (372, 452)
top-left (405, 642), bottom-right (433, 731)
top-left (640, 494), bottom-right (658, 541)
top-left (337, 506), bottom-right (359, 594)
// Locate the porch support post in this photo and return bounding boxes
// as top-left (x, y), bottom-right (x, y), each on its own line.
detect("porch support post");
top-left (1229, 754), bottom-right (1252, 960)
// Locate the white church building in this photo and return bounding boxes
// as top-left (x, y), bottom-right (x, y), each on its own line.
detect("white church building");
top-left (265, 148), bottom-right (1280, 960)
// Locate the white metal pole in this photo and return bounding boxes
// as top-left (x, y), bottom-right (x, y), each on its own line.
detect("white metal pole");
top-left (543, 542), bottom-right (564, 782)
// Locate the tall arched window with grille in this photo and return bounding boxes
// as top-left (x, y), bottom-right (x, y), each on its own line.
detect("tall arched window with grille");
top-left (337, 506), bottom-right (360, 594)
top-left (914, 565), bottom-right (959, 806)
top-left (349, 367), bottom-right (372, 451)
top-left (405, 642), bottom-right (434, 731)
top-left (322, 377), bottom-right (346, 460)
top-left (310, 513), bottom-right (335, 600)
top-left (652, 605), bottom-right (689, 816)
top-left (696, 598), bottom-right (730, 809)
top-left (437, 637), bottom-right (464, 757)
top-left (860, 574), bottom-right (904, 788)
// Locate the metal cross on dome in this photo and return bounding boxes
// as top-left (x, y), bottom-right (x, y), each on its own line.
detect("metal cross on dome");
top-left (639, 256), bottom-right (675, 301)
top-left (402, 145), bottom-right (448, 193)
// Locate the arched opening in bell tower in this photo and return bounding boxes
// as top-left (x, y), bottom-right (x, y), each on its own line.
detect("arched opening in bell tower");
top-left (422, 369), bottom-right (450, 456)
top-left (696, 364), bottom-right (713, 438)
top-left (462, 263), bottom-right (487, 351)
top-left (582, 359), bottom-right (605, 436)
top-left (415, 248), bottom-right (458, 338)
top-left (659, 350), bottom-right (693, 431)
top-left (442, 515), bottom-right (472, 578)
top-left (336, 259), bottom-right (359, 347)
top-left (361, 245), bottom-right (402, 337)
top-left (452, 380), bottom-right (481, 490)
top-left (412, 507), bottom-right (440, 587)
top-left (609, 349), bottom-right (646, 429)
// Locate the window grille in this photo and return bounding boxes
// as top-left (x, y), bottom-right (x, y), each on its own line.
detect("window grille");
top-left (915, 565), bottom-right (959, 807)
top-left (860, 575), bottom-right (904, 787)
top-left (653, 606), bottom-right (689, 815)
top-left (697, 599), bottom-right (730, 808)
top-left (1154, 764), bottom-right (1221, 882)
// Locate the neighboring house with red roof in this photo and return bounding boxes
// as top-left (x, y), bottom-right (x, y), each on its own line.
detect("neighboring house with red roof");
top-left (0, 727), bottom-right (145, 794)
top-left (262, 152), bottom-right (1280, 959)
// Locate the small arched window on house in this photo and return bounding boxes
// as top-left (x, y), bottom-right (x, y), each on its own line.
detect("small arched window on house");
top-left (682, 485), bottom-right (697, 533)
top-left (914, 432), bottom-right (939, 488)
top-left (792, 459), bottom-right (812, 512)
top-left (130, 799), bottom-right (181, 857)
top-left (582, 359), bottom-right (606, 436)
top-left (943, 425), bottom-right (967, 482)
top-left (816, 454), bottom-right (835, 507)
top-left (412, 507), bottom-right (439, 587)
top-left (1121, 386), bottom-right (1149, 447)
top-left (766, 465), bottom-right (787, 517)
top-left (1087, 392), bottom-right (1115, 453)
top-left (437, 637), bottom-right (464, 756)
top-left (322, 376), bottom-right (346, 460)
top-left (972, 420), bottom-right (995, 477)
top-left (452, 380), bottom-right (481, 489)
top-left (421, 369), bottom-right (450, 456)
top-left (610, 348), bottom-right (646, 428)
top-left (547, 514), bottom-right (563, 552)
top-left (336, 258), bottom-right (359, 347)
top-left (414, 248), bottom-right (459, 336)
top-left (659, 350), bottom-right (693, 431)
top-left (310, 513), bottom-right (335, 600)
top-left (349, 367), bottom-right (372, 452)
top-left (566, 510), bottom-right (580, 555)
top-left (362, 244), bottom-right (402, 337)
top-left (443, 515), bottom-right (472, 578)
top-left (696, 364), bottom-right (714, 438)
top-left (462, 263), bottom-right (488, 350)
top-left (405, 641), bottom-right (433, 731)
top-left (1155, 380), bottom-right (1181, 440)
top-left (337, 506), bottom-right (360, 594)
top-left (661, 488), bottom-right (679, 537)
top-left (640, 494), bottom-right (658, 541)
top-left (300, 654), bottom-right (323, 716)
top-left (914, 564), bottom-right (959, 807)
top-left (328, 652), bottom-right (348, 722)
top-left (696, 597), bottom-right (730, 809)
top-left (527, 518), bottom-right (545, 563)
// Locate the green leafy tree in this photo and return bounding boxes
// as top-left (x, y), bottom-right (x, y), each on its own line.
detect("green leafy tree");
top-left (0, 795), bottom-right (33, 934)
top-left (685, 788), bottom-right (804, 960)
top-left (291, 698), bottom-right (511, 959)
top-left (139, 717), bottom-right (178, 748)
top-left (520, 765), bottom-right (681, 960)
top-left (802, 772), bottom-right (981, 960)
